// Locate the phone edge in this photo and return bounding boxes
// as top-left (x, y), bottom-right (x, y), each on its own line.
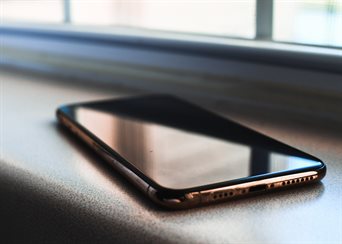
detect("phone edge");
top-left (56, 108), bottom-right (326, 210)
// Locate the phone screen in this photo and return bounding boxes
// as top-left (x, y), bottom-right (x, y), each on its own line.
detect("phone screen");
top-left (64, 96), bottom-right (323, 189)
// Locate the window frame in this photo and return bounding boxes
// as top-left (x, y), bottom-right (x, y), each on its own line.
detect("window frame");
top-left (1, 22), bottom-right (341, 73)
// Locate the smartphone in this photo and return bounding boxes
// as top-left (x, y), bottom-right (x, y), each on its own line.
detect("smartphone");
top-left (56, 95), bottom-right (326, 209)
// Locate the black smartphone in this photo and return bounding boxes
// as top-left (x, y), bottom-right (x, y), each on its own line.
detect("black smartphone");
top-left (57, 95), bottom-right (326, 209)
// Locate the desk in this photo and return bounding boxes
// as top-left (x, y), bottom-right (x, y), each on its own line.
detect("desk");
top-left (1, 69), bottom-right (341, 243)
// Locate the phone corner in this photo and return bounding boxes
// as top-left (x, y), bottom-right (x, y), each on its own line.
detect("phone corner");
top-left (317, 163), bottom-right (327, 180)
top-left (146, 186), bottom-right (201, 210)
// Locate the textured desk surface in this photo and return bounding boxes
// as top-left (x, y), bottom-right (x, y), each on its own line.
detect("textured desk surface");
top-left (1, 69), bottom-right (341, 244)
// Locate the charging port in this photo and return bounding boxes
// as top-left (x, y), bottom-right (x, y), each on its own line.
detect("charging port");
top-left (249, 184), bottom-right (267, 193)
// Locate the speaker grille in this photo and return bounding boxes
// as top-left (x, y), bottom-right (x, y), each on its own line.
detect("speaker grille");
top-left (212, 188), bottom-right (250, 200)
top-left (267, 175), bottom-right (317, 190)
top-left (209, 174), bottom-right (317, 201)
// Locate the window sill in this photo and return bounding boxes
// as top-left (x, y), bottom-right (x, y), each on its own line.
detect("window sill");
top-left (1, 69), bottom-right (341, 243)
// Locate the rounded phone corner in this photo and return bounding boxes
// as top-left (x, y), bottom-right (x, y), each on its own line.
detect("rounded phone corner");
top-left (146, 186), bottom-right (201, 210)
top-left (316, 163), bottom-right (327, 180)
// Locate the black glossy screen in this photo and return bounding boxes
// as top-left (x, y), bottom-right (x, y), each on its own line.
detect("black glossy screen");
top-left (64, 96), bottom-right (323, 189)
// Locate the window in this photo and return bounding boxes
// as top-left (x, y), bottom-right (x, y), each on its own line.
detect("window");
top-left (0, 0), bottom-right (64, 23)
top-left (1, 0), bottom-right (341, 47)
top-left (70, 0), bottom-right (256, 39)
top-left (274, 0), bottom-right (342, 47)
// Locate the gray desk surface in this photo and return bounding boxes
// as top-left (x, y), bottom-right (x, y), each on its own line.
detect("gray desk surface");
top-left (1, 69), bottom-right (341, 244)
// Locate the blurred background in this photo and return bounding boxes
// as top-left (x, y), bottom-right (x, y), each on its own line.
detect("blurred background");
top-left (1, 0), bottom-right (341, 47)
top-left (1, 0), bottom-right (341, 122)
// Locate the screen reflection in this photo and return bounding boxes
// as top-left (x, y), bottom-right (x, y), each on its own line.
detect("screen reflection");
top-left (73, 97), bottom-right (322, 189)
